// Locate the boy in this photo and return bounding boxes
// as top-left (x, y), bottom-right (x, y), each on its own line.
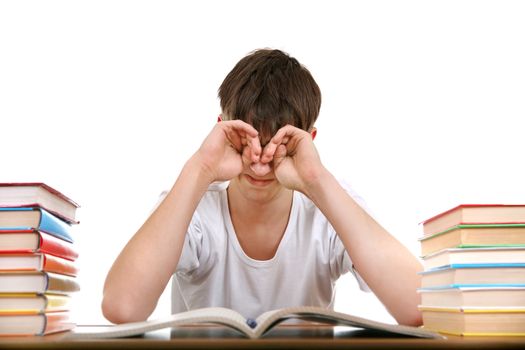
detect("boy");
top-left (102, 49), bottom-right (423, 326)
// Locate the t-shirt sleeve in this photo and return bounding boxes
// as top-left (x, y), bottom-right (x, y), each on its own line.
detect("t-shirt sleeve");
top-left (176, 211), bottom-right (204, 275)
top-left (151, 190), bottom-right (204, 275)
top-left (331, 234), bottom-right (371, 292)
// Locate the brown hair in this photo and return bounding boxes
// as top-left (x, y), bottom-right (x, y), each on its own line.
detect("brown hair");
top-left (218, 49), bottom-right (321, 144)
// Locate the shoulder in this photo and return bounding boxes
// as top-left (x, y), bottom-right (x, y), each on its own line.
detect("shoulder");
top-left (194, 181), bottom-right (228, 216)
top-left (295, 178), bottom-right (368, 212)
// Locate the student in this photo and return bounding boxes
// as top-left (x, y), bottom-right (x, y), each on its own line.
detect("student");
top-left (102, 49), bottom-right (423, 326)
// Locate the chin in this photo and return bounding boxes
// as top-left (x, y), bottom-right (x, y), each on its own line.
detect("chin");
top-left (239, 175), bottom-right (283, 200)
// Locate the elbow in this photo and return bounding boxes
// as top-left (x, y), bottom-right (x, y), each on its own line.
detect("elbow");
top-left (101, 293), bottom-right (150, 324)
top-left (397, 309), bottom-right (423, 327)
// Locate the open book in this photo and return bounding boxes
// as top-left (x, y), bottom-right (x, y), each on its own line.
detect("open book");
top-left (71, 306), bottom-right (444, 339)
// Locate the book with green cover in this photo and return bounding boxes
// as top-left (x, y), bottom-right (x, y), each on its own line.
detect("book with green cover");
top-left (419, 223), bottom-right (525, 256)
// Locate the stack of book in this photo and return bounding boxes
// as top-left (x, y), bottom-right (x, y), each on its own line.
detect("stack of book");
top-left (417, 204), bottom-right (525, 336)
top-left (0, 183), bottom-right (80, 336)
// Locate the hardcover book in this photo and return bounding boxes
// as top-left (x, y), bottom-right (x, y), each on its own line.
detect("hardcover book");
top-left (0, 183), bottom-right (79, 224)
top-left (0, 311), bottom-right (74, 336)
top-left (418, 224), bottom-right (525, 256)
top-left (0, 208), bottom-right (74, 243)
top-left (0, 252), bottom-right (78, 276)
top-left (421, 204), bottom-right (525, 237)
top-left (420, 263), bottom-right (525, 288)
top-left (418, 286), bottom-right (525, 308)
top-left (0, 293), bottom-right (71, 313)
top-left (422, 247), bottom-right (525, 270)
top-left (0, 229), bottom-right (78, 261)
top-left (419, 306), bottom-right (525, 336)
top-left (71, 306), bottom-right (444, 339)
top-left (0, 271), bottom-right (80, 294)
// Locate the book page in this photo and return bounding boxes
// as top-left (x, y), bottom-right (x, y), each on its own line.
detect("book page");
top-left (254, 306), bottom-right (445, 339)
top-left (70, 307), bottom-right (253, 339)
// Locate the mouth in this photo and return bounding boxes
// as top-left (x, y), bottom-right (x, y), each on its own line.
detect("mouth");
top-left (244, 174), bottom-right (274, 187)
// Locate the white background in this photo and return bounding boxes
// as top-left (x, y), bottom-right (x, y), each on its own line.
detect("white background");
top-left (1, 0), bottom-right (524, 325)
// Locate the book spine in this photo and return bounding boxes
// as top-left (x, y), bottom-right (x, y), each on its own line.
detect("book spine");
top-left (38, 231), bottom-right (78, 261)
top-left (42, 254), bottom-right (78, 277)
top-left (38, 209), bottom-right (73, 243)
top-left (46, 272), bottom-right (80, 293)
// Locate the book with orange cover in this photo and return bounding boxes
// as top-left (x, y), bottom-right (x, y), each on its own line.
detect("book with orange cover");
top-left (0, 183), bottom-right (79, 224)
top-left (0, 253), bottom-right (78, 276)
top-left (0, 229), bottom-right (78, 261)
top-left (0, 311), bottom-right (74, 336)
top-left (421, 204), bottom-right (525, 237)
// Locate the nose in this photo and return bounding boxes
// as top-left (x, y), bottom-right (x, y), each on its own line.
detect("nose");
top-left (250, 162), bottom-right (272, 177)
top-left (242, 145), bottom-right (272, 177)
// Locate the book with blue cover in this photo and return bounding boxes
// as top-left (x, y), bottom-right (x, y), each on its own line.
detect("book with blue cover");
top-left (422, 247), bottom-right (525, 270)
top-left (0, 208), bottom-right (73, 243)
top-left (420, 263), bottom-right (525, 289)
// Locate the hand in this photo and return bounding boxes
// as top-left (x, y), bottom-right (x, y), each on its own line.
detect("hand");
top-left (193, 119), bottom-right (261, 183)
top-left (260, 125), bottom-right (325, 194)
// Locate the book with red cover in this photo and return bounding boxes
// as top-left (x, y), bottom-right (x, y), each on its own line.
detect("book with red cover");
top-left (0, 311), bottom-right (74, 336)
top-left (0, 183), bottom-right (79, 224)
top-left (0, 229), bottom-right (78, 261)
top-left (421, 204), bottom-right (525, 236)
top-left (0, 253), bottom-right (78, 277)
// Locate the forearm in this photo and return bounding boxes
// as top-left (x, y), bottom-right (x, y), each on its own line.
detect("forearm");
top-left (306, 169), bottom-right (423, 326)
top-left (102, 156), bottom-right (212, 323)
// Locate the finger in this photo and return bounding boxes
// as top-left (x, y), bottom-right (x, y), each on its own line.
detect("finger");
top-left (247, 135), bottom-right (261, 161)
top-left (241, 145), bottom-right (253, 166)
top-left (261, 125), bottom-right (298, 162)
top-left (224, 126), bottom-right (243, 151)
top-left (221, 120), bottom-right (260, 153)
top-left (223, 120), bottom-right (259, 138)
top-left (272, 144), bottom-right (288, 168)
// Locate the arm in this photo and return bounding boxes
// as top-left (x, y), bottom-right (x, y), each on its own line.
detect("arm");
top-left (306, 171), bottom-right (423, 326)
top-left (102, 120), bottom-right (261, 323)
top-left (263, 125), bottom-right (423, 326)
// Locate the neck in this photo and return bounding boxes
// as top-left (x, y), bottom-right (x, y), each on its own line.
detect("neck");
top-left (227, 180), bottom-right (293, 224)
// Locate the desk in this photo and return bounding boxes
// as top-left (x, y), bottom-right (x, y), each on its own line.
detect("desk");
top-left (1, 325), bottom-right (524, 350)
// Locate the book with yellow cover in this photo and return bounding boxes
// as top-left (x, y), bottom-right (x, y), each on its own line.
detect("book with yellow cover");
top-left (0, 293), bottom-right (71, 314)
top-left (419, 306), bottom-right (525, 336)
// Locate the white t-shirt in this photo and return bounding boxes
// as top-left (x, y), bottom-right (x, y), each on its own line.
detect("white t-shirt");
top-left (171, 181), bottom-right (370, 319)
